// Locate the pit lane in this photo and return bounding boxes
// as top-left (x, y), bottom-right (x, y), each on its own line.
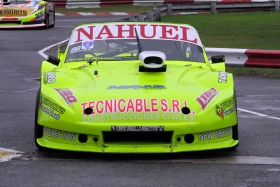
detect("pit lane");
top-left (0, 15), bottom-right (280, 186)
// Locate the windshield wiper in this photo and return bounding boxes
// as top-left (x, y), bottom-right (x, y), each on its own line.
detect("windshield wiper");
top-left (134, 27), bottom-right (142, 53)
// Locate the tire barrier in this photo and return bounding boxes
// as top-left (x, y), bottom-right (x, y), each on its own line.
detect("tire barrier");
top-left (206, 48), bottom-right (280, 68)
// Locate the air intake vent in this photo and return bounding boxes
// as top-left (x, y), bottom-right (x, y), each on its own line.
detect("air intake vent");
top-left (103, 131), bottom-right (172, 143)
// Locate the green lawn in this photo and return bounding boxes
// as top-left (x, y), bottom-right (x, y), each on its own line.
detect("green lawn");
top-left (162, 12), bottom-right (280, 50)
top-left (162, 11), bottom-right (280, 77)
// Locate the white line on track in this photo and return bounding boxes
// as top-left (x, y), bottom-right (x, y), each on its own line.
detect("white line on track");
top-left (78, 12), bottom-right (96, 16)
top-left (38, 39), bottom-right (69, 59)
top-left (143, 156), bottom-right (280, 165)
top-left (15, 155), bottom-right (280, 165)
top-left (238, 108), bottom-right (280, 121)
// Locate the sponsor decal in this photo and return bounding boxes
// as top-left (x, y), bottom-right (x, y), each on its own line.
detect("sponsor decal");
top-left (196, 87), bottom-right (220, 110)
top-left (82, 41), bottom-right (94, 50)
top-left (41, 96), bottom-right (65, 114)
top-left (81, 98), bottom-right (195, 122)
top-left (0, 9), bottom-right (27, 16)
top-left (69, 24), bottom-right (202, 47)
top-left (40, 102), bottom-right (61, 120)
top-left (218, 72), bottom-right (227, 83)
top-left (70, 45), bottom-right (83, 54)
top-left (66, 57), bottom-right (92, 62)
top-left (43, 72), bottom-right (56, 84)
top-left (216, 97), bottom-right (236, 119)
top-left (83, 113), bottom-right (194, 122)
top-left (54, 88), bottom-right (77, 106)
top-left (198, 127), bottom-right (232, 141)
top-left (35, 11), bottom-right (43, 19)
top-left (111, 126), bottom-right (164, 132)
top-left (43, 127), bottom-right (76, 141)
top-left (216, 105), bottom-right (224, 119)
top-left (107, 85), bottom-right (165, 89)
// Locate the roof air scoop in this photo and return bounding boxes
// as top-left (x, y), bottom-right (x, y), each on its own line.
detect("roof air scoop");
top-left (139, 51), bottom-right (166, 69)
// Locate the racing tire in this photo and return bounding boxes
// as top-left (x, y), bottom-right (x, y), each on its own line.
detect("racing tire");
top-left (44, 12), bottom-right (49, 29)
top-left (223, 91), bottom-right (239, 152)
top-left (34, 88), bottom-right (44, 150)
top-left (49, 8), bottom-right (55, 28)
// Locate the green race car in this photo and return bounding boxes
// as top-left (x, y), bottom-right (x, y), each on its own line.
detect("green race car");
top-left (35, 22), bottom-right (239, 153)
top-left (0, 0), bottom-right (55, 29)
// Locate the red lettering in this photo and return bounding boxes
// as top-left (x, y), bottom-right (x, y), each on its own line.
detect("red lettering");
top-left (62, 90), bottom-right (72, 96)
top-left (96, 25), bottom-right (115, 39)
top-left (116, 24), bottom-right (135, 38)
top-left (135, 99), bottom-right (143, 112)
top-left (113, 99), bottom-right (117, 113)
top-left (139, 24), bottom-right (157, 38)
top-left (172, 100), bottom-right (180, 112)
top-left (89, 101), bottom-right (95, 114)
top-left (81, 103), bottom-right (88, 115)
top-left (75, 26), bottom-right (95, 42)
top-left (151, 98), bottom-right (158, 112)
top-left (159, 25), bottom-right (179, 40)
top-left (118, 99), bottom-right (126, 112)
top-left (204, 91), bottom-right (214, 98)
top-left (179, 26), bottom-right (197, 44)
top-left (200, 94), bottom-right (208, 102)
top-left (160, 99), bottom-right (168, 112)
top-left (67, 95), bottom-right (77, 103)
top-left (126, 99), bottom-right (134, 112)
top-left (96, 100), bottom-right (103, 114)
top-left (196, 97), bottom-right (206, 110)
top-left (209, 87), bottom-right (218, 93)
top-left (105, 100), bottom-right (113, 113)
top-left (143, 99), bottom-right (150, 112)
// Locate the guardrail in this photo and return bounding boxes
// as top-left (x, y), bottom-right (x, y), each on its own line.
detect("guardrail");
top-left (206, 48), bottom-right (280, 68)
top-left (172, 0), bottom-right (280, 14)
top-left (115, 4), bottom-right (172, 21)
top-left (53, 0), bottom-right (280, 11)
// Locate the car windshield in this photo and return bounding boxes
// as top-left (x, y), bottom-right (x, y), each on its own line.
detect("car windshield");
top-left (65, 23), bottom-right (206, 63)
top-left (65, 39), bottom-right (205, 63)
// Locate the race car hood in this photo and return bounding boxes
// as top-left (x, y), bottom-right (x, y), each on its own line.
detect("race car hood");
top-left (42, 61), bottom-right (233, 121)
top-left (0, 1), bottom-right (40, 17)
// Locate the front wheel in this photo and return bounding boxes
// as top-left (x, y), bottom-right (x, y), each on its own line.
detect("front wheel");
top-left (34, 88), bottom-right (44, 149)
top-left (49, 7), bottom-right (55, 28)
top-left (44, 12), bottom-right (49, 29)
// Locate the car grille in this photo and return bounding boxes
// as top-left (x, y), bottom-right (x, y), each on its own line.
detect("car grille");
top-left (103, 131), bottom-right (173, 143)
top-left (0, 21), bottom-right (21, 25)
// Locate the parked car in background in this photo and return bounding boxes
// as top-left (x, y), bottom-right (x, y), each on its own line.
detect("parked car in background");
top-left (0, 0), bottom-right (55, 28)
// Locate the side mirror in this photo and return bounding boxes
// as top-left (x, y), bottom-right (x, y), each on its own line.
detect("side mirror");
top-left (211, 55), bottom-right (225, 63)
top-left (47, 55), bottom-right (60, 66)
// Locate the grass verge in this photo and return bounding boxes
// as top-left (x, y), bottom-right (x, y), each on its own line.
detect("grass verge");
top-left (162, 12), bottom-right (280, 78)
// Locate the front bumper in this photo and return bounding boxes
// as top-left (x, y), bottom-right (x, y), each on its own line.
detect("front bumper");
top-left (36, 124), bottom-right (239, 153)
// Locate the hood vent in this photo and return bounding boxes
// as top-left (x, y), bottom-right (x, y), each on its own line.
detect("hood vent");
top-left (139, 51), bottom-right (167, 72)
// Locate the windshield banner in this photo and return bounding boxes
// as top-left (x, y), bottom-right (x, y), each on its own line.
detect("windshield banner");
top-left (69, 23), bottom-right (203, 47)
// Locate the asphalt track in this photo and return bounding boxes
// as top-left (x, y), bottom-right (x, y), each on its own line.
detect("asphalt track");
top-left (0, 15), bottom-right (280, 187)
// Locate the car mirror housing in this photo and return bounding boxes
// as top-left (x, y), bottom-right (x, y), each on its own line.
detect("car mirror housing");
top-left (47, 55), bottom-right (60, 66)
top-left (211, 55), bottom-right (225, 63)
